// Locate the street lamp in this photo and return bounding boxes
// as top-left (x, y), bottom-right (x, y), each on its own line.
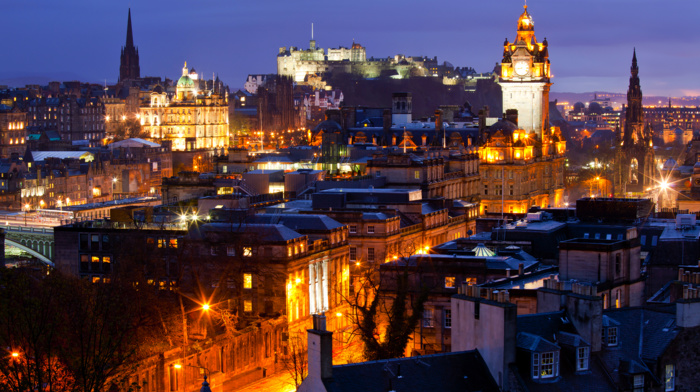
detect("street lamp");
top-left (112, 177), bottom-right (118, 200)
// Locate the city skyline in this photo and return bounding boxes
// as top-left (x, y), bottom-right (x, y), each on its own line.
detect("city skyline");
top-left (2, 0), bottom-right (700, 97)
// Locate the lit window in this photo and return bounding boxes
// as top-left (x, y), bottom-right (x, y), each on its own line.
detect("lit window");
top-left (577, 347), bottom-right (589, 371)
top-left (665, 364), bottom-right (675, 391)
top-left (445, 276), bottom-right (456, 288)
top-left (243, 273), bottom-right (252, 289)
top-left (444, 309), bottom-right (452, 328)
top-left (414, 170), bottom-right (420, 179)
top-left (169, 239), bottom-right (178, 248)
top-left (244, 300), bottom-right (252, 313)
top-left (158, 238), bottom-right (166, 248)
top-left (243, 247), bottom-right (252, 257)
top-left (539, 352), bottom-right (557, 378)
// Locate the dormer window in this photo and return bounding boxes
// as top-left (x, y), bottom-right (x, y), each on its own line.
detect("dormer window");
top-left (532, 351), bottom-right (559, 379)
top-left (576, 347), bottom-right (589, 371)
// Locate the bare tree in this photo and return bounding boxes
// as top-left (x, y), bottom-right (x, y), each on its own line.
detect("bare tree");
top-left (281, 333), bottom-right (307, 389)
top-left (341, 240), bottom-right (432, 361)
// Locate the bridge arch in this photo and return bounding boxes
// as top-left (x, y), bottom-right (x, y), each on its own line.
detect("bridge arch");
top-left (5, 239), bottom-right (54, 267)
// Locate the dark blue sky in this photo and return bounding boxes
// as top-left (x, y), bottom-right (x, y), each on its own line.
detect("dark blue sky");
top-left (3, 0), bottom-right (699, 96)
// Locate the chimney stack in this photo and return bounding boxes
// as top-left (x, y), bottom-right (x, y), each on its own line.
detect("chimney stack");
top-left (307, 314), bottom-right (333, 381)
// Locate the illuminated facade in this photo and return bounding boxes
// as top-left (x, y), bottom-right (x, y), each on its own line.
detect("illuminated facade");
top-left (480, 5), bottom-right (566, 214)
top-left (499, 5), bottom-right (551, 137)
top-left (140, 62), bottom-right (229, 151)
top-left (479, 116), bottom-right (566, 214)
top-left (614, 50), bottom-right (656, 196)
top-left (278, 38), bottom-right (432, 83)
top-left (0, 105), bottom-right (27, 157)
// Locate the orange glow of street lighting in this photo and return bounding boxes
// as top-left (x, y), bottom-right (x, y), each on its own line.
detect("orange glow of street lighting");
top-left (202, 303), bottom-right (210, 311)
top-left (11, 352), bottom-right (19, 358)
top-left (174, 364), bottom-right (182, 369)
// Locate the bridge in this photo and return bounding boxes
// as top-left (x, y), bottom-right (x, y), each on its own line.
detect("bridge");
top-left (1, 225), bottom-right (54, 266)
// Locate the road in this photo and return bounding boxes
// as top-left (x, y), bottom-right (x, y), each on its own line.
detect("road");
top-left (233, 371), bottom-right (297, 392)
top-left (0, 212), bottom-right (63, 229)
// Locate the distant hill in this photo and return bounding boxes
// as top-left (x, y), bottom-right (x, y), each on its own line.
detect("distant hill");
top-left (0, 72), bottom-right (102, 88)
top-left (551, 92), bottom-right (700, 108)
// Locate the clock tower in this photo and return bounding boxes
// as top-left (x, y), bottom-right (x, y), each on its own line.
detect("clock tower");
top-left (499, 5), bottom-right (551, 136)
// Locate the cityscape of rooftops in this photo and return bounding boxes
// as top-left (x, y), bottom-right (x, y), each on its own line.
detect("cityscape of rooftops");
top-left (0, 1), bottom-right (699, 392)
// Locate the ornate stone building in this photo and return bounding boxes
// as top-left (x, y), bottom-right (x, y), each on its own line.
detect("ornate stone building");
top-left (498, 5), bottom-right (551, 137)
top-left (140, 62), bottom-right (229, 151)
top-left (479, 6), bottom-right (566, 214)
top-left (614, 50), bottom-right (656, 196)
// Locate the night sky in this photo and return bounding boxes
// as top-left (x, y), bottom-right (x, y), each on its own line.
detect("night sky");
top-left (2, 0), bottom-right (699, 96)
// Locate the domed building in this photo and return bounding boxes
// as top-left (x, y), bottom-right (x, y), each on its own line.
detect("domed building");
top-left (140, 62), bottom-right (229, 152)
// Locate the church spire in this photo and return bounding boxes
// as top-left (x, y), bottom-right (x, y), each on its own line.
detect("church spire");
top-left (119, 8), bottom-right (140, 82)
top-left (126, 8), bottom-right (134, 49)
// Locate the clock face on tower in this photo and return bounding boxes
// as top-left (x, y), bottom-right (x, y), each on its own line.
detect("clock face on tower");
top-left (514, 61), bottom-right (529, 76)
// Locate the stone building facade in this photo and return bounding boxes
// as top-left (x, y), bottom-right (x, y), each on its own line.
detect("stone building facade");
top-left (0, 105), bottom-right (27, 158)
top-left (140, 63), bottom-right (229, 151)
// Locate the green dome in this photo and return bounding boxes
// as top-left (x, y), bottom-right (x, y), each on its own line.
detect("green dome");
top-left (177, 74), bottom-right (194, 87)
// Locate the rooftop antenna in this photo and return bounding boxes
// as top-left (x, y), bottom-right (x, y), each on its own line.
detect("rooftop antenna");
top-left (311, 22), bottom-right (314, 40)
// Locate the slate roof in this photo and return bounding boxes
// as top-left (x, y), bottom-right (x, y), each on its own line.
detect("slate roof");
top-left (249, 214), bottom-right (344, 232)
top-left (517, 332), bottom-right (560, 352)
top-left (515, 312), bottom-right (616, 392)
top-left (188, 223), bottom-right (304, 243)
top-left (321, 350), bottom-right (500, 392)
top-left (600, 306), bottom-right (678, 373)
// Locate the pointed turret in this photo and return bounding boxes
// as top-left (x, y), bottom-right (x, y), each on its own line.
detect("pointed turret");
top-left (126, 8), bottom-right (134, 48)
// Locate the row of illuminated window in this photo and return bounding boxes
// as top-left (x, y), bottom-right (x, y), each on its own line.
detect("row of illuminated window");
top-left (79, 254), bottom-right (111, 272)
top-left (146, 237), bottom-right (179, 248)
top-left (7, 122), bottom-right (24, 130)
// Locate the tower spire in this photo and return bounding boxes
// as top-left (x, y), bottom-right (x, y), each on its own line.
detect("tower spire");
top-left (119, 8), bottom-right (140, 82)
top-left (632, 48), bottom-right (638, 72)
top-left (126, 8), bottom-right (134, 48)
